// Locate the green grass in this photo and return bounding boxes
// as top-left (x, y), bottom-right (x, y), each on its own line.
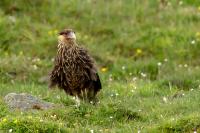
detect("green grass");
top-left (1, 0), bottom-right (200, 132)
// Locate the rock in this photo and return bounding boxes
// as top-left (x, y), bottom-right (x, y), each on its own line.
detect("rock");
top-left (4, 93), bottom-right (55, 111)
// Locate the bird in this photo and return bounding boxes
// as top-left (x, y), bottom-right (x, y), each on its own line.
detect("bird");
top-left (49, 29), bottom-right (102, 104)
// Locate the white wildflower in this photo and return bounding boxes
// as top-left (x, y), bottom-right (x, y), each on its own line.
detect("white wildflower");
top-left (191, 40), bottom-right (196, 44)
top-left (163, 97), bottom-right (167, 103)
top-left (56, 95), bottom-right (60, 99)
top-left (179, 1), bottom-right (183, 5)
top-left (157, 62), bottom-right (162, 66)
top-left (164, 58), bottom-right (168, 62)
top-left (132, 77), bottom-right (137, 81)
top-left (141, 72), bottom-right (147, 77)
top-left (109, 116), bottom-right (113, 119)
top-left (33, 65), bottom-right (38, 70)
top-left (184, 64), bottom-right (188, 68)
top-left (90, 129), bottom-right (94, 133)
top-left (9, 129), bottom-right (13, 133)
top-left (122, 66), bottom-right (126, 70)
top-left (178, 64), bottom-right (182, 68)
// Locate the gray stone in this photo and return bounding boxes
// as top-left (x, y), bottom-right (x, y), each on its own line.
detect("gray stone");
top-left (4, 93), bottom-right (55, 111)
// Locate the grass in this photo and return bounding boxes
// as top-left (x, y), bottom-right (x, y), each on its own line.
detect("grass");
top-left (1, 0), bottom-right (200, 132)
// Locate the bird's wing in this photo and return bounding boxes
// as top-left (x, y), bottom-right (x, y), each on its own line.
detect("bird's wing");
top-left (49, 56), bottom-right (67, 89)
top-left (79, 48), bottom-right (102, 90)
top-left (49, 64), bottom-right (59, 88)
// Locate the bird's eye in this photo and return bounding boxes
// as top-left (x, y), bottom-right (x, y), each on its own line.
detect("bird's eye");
top-left (59, 32), bottom-right (64, 35)
top-left (74, 31), bottom-right (75, 34)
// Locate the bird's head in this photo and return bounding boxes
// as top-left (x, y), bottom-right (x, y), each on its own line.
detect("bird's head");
top-left (58, 29), bottom-right (76, 44)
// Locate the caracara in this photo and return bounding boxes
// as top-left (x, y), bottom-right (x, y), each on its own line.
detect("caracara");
top-left (49, 29), bottom-right (102, 103)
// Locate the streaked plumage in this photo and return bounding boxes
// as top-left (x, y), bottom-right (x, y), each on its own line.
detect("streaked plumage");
top-left (49, 29), bottom-right (101, 102)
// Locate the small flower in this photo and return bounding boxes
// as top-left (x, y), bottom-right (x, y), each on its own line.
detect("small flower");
top-left (136, 48), bottom-right (142, 55)
top-left (131, 89), bottom-right (134, 93)
top-left (109, 77), bottom-right (113, 81)
top-left (109, 116), bottom-right (113, 119)
top-left (110, 94), bottom-right (114, 97)
top-left (9, 129), bottom-right (13, 133)
top-left (164, 58), bottom-right (168, 62)
top-left (2, 118), bottom-right (7, 122)
top-left (129, 72), bottom-right (132, 76)
top-left (56, 95), bottom-right (60, 99)
top-left (191, 40), bottom-right (196, 44)
top-left (178, 64), bottom-right (182, 68)
top-left (13, 119), bottom-right (18, 124)
top-left (195, 32), bottom-right (200, 38)
top-left (54, 30), bottom-right (58, 34)
top-left (184, 64), bottom-right (188, 68)
top-left (90, 129), bottom-right (94, 133)
top-left (122, 66), bottom-right (126, 70)
top-left (28, 116), bottom-right (32, 119)
top-left (33, 65), bottom-right (38, 70)
top-left (157, 62), bottom-right (162, 66)
top-left (141, 72), bottom-right (147, 77)
top-left (48, 31), bottom-right (53, 36)
top-left (163, 97), bottom-right (167, 103)
top-left (115, 93), bottom-right (119, 96)
top-left (51, 58), bottom-right (55, 62)
top-left (19, 51), bottom-right (23, 56)
top-left (101, 67), bottom-right (108, 72)
top-left (132, 77), bottom-right (137, 81)
top-left (179, 1), bottom-right (183, 5)
top-left (167, 2), bottom-right (171, 6)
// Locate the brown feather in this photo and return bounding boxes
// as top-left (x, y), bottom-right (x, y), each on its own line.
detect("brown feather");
top-left (49, 32), bottom-right (101, 101)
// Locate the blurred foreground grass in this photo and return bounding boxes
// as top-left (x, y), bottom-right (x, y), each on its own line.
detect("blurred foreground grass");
top-left (1, 0), bottom-right (200, 132)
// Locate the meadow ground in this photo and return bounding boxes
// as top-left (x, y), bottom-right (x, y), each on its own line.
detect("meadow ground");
top-left (1, 0), bottom-right (200, 132)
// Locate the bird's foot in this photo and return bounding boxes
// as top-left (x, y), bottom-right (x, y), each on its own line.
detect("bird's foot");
top-left (75, 96), bottom-right (80, 107)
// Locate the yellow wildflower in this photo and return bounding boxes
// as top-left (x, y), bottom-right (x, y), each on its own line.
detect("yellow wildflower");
top-left (13, 119), bottom-right (18, 124)
top-left (136, 48), bottom-right (142, 54)
top-left (4, 52), bottom-right (8, 56)
top-left (54, 29), bottom-right (58, 34)
top-left (101, 67), bottom-right (108, 72)
top-left (19, 51), bottom-right (23, 56)
top-left (2, 118), bottom-right (7, 122)
top-left (28, 116), bottom-right (32, 119)
top-left (195, 32), bottom-right (200, 38)
top-left (48, 31), bottom-right (53, 36)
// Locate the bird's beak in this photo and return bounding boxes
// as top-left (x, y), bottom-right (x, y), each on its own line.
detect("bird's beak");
top-left (67, 32), bottom-right (76, 40)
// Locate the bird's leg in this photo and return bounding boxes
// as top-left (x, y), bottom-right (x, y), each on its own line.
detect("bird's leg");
top-left (75, 95), bottom-right (80, 107)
